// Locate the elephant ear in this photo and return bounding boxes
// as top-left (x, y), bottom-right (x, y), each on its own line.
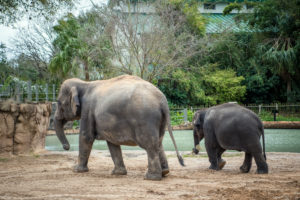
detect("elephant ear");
top-left (70, 87), bottom-right (80, 116)
top-left (194, 110), bottom-right (206, 126)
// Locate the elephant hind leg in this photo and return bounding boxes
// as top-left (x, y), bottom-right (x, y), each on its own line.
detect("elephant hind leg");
top-left (107, 141), bottom-right (127, 175)
top-left (158, 144), bottom-right (169, 177)
top-left (240, 152), bottom-right (253, 173)
top-left (145, 148), bottom-right (162, 180)
top-left (253, 152), bottom-right (268, 174)
top-left (217, 148), bottom-right (226, 170)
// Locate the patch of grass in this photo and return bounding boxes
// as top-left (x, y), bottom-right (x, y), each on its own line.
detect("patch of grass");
top-left (32, 154), bottom-right (40, 158)
top-left (0, 158), bottom-right (9, 162)
top-left (258, 111), bottom-right (300, 121)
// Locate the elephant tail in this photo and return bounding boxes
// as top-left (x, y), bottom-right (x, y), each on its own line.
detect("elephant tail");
top-left (166, 115), bottom-right (185, 166)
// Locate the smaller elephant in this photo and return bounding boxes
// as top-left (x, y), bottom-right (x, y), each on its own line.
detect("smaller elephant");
top-left (192, 103), bottom-right (268, 174)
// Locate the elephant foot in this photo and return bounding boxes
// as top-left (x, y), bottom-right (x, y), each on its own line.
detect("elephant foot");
top-left (240, 165), bottom-right (251, 173)
top-left (256, 162), bottom-right (268, 174)
top-left (111, 167), bottom-right (127, 175)
top-left (144, 172), bottom-right (162, 181)
top-left (218, 159), bottom-right (226, 170)
top-left (209, 164), bottom-right (219, 171)
top-left (162, 168), bottom-right (169, 177)
top-left (73, 165), bottom-right (89, 173)
top-left (256, 168), bottom-right (268, 174)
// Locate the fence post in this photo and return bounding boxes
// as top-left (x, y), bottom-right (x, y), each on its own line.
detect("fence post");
top-left (16, 83), bottom-right (20, 103)
top-left (45, 83), bottom-right (48, 102)
top-left (27, 81), bottom-right (32, 102)
top-left (53, 84), bottom-right (56, 101)
top-left (259, 104), bottom-right (262, 114)
top-left (183, 108), bottom-right (188, 123)
top-left (35, 85), bottom-right (39, 102)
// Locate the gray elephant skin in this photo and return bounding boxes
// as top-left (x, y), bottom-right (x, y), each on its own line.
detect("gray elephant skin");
top-left (54, 75), bottom-right (184, 180)
top-left (192, 103), bottom-right (268, 174)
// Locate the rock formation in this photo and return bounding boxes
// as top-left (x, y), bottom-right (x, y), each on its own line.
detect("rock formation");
top-left (0, 100), bottom-right (51, 154)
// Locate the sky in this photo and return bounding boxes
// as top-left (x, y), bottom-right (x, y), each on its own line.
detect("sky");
top-left (0, 0), bottom-right (107, 58)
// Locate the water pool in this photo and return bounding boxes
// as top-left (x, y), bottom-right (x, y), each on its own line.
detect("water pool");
top-left (46, 129), bottom-right (300, 152)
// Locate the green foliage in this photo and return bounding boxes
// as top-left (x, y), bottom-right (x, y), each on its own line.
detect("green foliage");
top-left (203, 69), bottom-right (246, 104)
top-left (0, 43), bottom-right (11, 84)
top-left (158, 68), bottom-right (210, 105)
top-left (246, 0), bottom-right (300, 101)
top-left (49, 11), bottom-right (113, 81)
top-left (168, 0), bottom-right (207, 36)
top-left (201, 31), bottom-right (287, 104)
top-left (258, 111), bottom-right (300, 121)
top-left (159, 66), bottom-right (246, 106)
top-left (223, 2), bottom-right (243, 15)
top-left (49, 14), bottom-right (80, 80)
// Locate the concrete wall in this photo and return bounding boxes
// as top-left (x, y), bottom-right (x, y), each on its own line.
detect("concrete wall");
top-left (0, 101), bottom-right (52, 154)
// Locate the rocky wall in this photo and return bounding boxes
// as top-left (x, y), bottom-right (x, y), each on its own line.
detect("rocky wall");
top-left (0, 101), bottom-right (52, 154)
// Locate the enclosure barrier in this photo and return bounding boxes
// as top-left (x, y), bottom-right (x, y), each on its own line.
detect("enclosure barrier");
top-left (0, 101), bottom-right (52, 154)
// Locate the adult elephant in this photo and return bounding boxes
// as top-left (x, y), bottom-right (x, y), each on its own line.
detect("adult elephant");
top-left (54, 75), bottom-right (184, 180)
top-left (192, 103), bottom-right (268, 174)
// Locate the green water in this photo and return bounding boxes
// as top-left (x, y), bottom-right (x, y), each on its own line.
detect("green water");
top-left (46, 129), bottom-right (300, 152)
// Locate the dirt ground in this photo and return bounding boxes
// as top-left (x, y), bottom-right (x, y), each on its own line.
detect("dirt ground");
top-left (0, 151), bottom-right (299, 200)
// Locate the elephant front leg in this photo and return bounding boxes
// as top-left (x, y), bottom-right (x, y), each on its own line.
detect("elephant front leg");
top-left (240, 152), bottom-right (253, 173)
top-left (74, 133), bottom-right (94, 173)
top-left (205, 143), bottom-right (219, 170)
top-left (107, 141), bottom-right (127, 175)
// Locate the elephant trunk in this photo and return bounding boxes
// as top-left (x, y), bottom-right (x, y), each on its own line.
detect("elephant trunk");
top-left (192, 129), bottom-right (203, 154)
top-left (54, 118), bottom-right (70, 150)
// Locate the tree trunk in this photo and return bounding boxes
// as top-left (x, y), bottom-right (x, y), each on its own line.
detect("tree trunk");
top-left (84, 60), bottom-right (89, 81)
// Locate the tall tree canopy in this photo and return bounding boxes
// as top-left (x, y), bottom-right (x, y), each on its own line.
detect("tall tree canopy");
top-left (0, 0), bottom-right (75, 25)
top-left (49, 11), bottom-right (112, 81)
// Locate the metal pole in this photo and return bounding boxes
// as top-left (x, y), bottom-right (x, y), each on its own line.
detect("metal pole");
top-left (259, 104), bottom-right (262, 114)
top-left (35, 85), bottom-right (39, 102)
top-left (183, 108), bottom-right (188, 123)
top-left (16, 83), bottom-right (20, 103)
top-left (53, 84), bottom-right (56, 101)
top-left (27, 81), bottom-right (32, 102)
top-left (45, 83), bottom-right (48, 102)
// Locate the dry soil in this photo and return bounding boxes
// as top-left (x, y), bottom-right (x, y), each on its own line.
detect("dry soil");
top-left (0, 151), bottom-right (300, 200)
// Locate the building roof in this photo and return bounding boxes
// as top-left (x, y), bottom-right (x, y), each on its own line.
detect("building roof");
top-left (203, 14), bottom-right (253, 33)
top-left (197, 0), bottom-right (264, 2)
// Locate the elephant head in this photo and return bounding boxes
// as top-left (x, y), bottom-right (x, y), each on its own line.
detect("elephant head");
top-left (54, 78), bottom-right (85, 150)
top-left (192, 109), bottom-right (207, 154)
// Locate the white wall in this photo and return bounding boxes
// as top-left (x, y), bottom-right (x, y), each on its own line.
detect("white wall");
top-left (199, 2), bottom-right (253, 14)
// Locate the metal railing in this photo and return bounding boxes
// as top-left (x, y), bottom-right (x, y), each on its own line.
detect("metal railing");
top-left (0, 82), bottom-right (58, 102)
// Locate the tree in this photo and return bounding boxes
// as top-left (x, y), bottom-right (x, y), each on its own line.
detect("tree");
top-left (105, 0), bottom-right (205, 82)
top-left (0, 43), bottom-right (13, 84)
top-left (248, 0), bottom-right (300, 102)
top-left (0, 0), bottom-right (75, 25)
top-left (49, 11), bottom-right (113, 81)
top-left (202, 69), bottom-right (246, 104)
top-left (11, 20), bottom-right (56, 81)
top-left (224, 0), bottom-right (300, 102)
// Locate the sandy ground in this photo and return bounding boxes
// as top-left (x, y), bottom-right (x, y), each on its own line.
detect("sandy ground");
top-left (0, 151), bottom-right (300, 200)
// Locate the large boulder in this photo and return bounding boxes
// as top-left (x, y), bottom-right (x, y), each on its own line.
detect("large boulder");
top-left (0, 101), bottom-right (51, 155)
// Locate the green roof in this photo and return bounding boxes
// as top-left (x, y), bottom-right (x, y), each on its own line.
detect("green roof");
top-left (204, 14), bottom-right (252, 33)
top-left (197, 0), bottom-right (264, 2)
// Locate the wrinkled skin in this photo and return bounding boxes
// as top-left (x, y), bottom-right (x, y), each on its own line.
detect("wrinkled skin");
top-left (54, 75), bottom-right (184, 181)
top-left (192, 103), bottom-right (268, 174)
